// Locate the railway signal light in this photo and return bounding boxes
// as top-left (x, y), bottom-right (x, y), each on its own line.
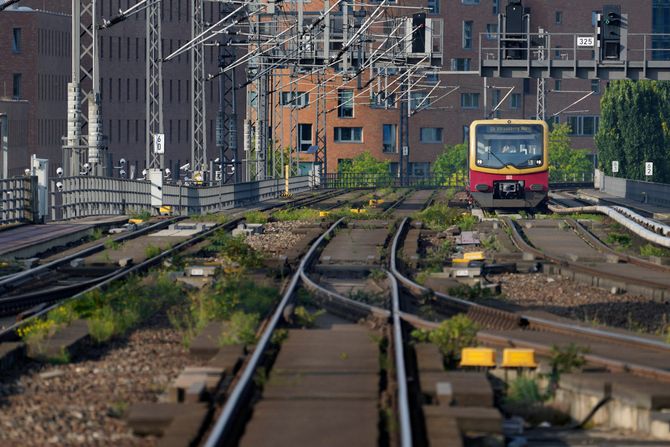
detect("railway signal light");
top-left (600, 5), bottom-right (622, 60)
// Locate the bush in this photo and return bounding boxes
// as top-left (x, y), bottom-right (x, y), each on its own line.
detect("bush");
top-left (220, 311), bottom-right (259, 346)
top-left (104, 238), bottom-right (121, 250)
top-left (640, 243), bottom-right (670, 258)
top-left (274, 208), bottom-right (322, 222)
top-left (244, 210), bottom-right (268, 224)
top-left (294, 306), bottom-right (325, 328)
top-left (209, 232), bottom-right (262, 269)
top-left (411, 314), bottom-right (479, 366)
top-left (414, 204), bottom-right (478, 231)
top-left (606, 232), bottom-right (631, 248)
top-left (505, 376), bottom-right (545, 405)
top-left (130, 210), bottom-right (152, 221)
top-left (145, 244), bottom-right (163, 259)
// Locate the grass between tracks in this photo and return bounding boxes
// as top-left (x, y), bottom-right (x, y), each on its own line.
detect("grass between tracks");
top-left (18, 226), bottom-right (281, 360)
top-left (413, 202), bottom-right (478, 231)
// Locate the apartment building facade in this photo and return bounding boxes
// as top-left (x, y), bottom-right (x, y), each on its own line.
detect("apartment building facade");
top-left (0, 0), bottom-right (242, 177)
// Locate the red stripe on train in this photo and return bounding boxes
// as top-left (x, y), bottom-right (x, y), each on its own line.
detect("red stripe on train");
top-left (468, 170), bottom-right (548, 192)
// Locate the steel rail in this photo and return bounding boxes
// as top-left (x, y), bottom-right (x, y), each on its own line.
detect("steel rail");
top-left (203, 218), bottom-right (344, 447)
top-left (0, 216), bottom-right (183, 292)
top-left (502, 216), bottom-right (670, 295)
top-left (390, 218), bottom-right (670, 354)
top-left (0, 190), bottom-right (344, 339)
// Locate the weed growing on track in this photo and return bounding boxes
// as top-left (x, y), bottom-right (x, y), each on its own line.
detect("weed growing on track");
top-left (103, 238), bottom-right (121, 250)
top-left (413, 203), bottom-right (479, 231)
top-left (505, 376), bottom-right (544, 406)
top-left (130, 209), bottom-right (152, 221)
top-left (90, 228), bottom-right (104, 241)
top-left (208, 231), bottom-right (263, 269)
top-left (243, 210), bottom-right (268, 224)
top-left (368, 268), bottom-right (387, 281)
top-left (145, 244), bottom-right (163, 259)
top-left (606, 232), bottom-right (632, 249)
top-left (640, 243), bottom-right (670, 258)
top-left (273, 208), bottom-right (321, 221)
top-left (293, 306), bottom-right (325, 328)
top-left (220, 311), bottom-right (259, 346)
top-left (411, 315), bottom-right (479, 368)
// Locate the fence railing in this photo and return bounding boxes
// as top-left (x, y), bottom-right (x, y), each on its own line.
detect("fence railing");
top-left (50, 175), bottom-right (312, 220)
top-left (0, 177), bottom-right (35, 226)
top-left (548, 171), bottom-right (595, 184)
top-left (323, 174), bottom-right (464, 189)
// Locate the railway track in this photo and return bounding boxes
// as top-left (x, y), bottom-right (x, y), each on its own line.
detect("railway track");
top-left (0, 188), bottom-right (348, 335)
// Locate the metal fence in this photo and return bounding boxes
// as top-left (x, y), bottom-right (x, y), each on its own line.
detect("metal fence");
top-left (0, 177), bottom-right (36, 225)
top-left (50, 175), bottom-right (312, 220)
top-left (323, 173), bottom-right (464, 189)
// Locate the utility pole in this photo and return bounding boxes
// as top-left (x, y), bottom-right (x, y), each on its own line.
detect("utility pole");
top-left (216, 3), bottom-right (238, 184)
top-left (146, 0), bottom-right (164, 170)
top-left (536, 28), bottom-right (546, 120)
top-left (191, 0), bottom-right (207, 178)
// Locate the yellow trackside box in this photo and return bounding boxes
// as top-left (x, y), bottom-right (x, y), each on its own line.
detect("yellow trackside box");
top-left (452, 258), bottom-right (470, 265)
top-left (319, 211), bottom-right (331, 217)
top-left (460, 347), bottom-right (496, 368)
top-left (350, 208), bottom-right (368, 214)
top-left (464, 251), bottom-right (485, 261)
top-left (129, 218), bottom-right (144, 224)
top-left (501, 349), bottom-right (538, 368)
top-left (159, 206), bottom-right (172, 216)
top-left (368, 199), bottom-right (385, 207)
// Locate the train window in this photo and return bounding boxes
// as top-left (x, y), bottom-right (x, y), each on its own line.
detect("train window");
top-left (474, 124), bottom-right (544, 169)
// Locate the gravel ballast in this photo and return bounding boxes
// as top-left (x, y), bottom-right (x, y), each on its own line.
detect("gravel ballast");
top-left (492, 272), bottom-right (670, 333)
top-left (0, 312), bottom-right (195, 446)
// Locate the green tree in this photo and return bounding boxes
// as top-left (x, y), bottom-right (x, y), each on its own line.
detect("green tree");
top-left (338, 151), bottom-right (391, 187)
top-left (432, 142), bottom-right (467, 185)
top-left (548, 123), bottom-right (593, 181)
top-left (596, 80), bottom-right (670, 182)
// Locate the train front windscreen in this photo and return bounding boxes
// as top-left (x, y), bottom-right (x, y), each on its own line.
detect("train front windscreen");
top-left (474, 124), bottom-right (544, 170)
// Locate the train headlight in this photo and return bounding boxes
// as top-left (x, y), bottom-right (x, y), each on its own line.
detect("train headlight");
top-left (476, 159), bottom-right (483, 165)
top-left (536, 159), bottom-right (542, 165)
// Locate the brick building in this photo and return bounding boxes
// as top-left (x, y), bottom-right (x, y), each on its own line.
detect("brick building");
top-left (271, 0), bottom-right (661, 176)
top-left (0, 0), bottom-right (241, 177)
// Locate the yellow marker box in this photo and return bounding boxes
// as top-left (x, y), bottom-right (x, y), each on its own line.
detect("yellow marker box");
top-left (129, 218), bottom-right (145, 224)
top-left (464, 251), bottom-right (485, 261)
top-left (368, 199), bottom-right (385, 206)
top-left (452, 258), bottom-right (470, 265)
top-left (319, 211), bottom-right (331, 217)
top-left (460, 347), bottom-right (496, 368)
top-left (350, 208), bottom-right (368, 214)
top-left (159, 206), bottom-right (172, 215)
top-left (501, 349), bottom-right (538, 368)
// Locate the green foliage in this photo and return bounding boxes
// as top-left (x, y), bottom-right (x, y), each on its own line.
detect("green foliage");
top-left (220, 311), bottom-right (259, 346)
top-left (130, 209), bottom-right (152, 221)
top-left (411, 314), bottom-right (479, 366)
top-left (87, 310), bottom-right (118, 343)
top-left (338, 152), bottom-right (392, 187)
top-left (481, 235), bottom-right (500, 252)
top-left (596, 80), bottom-right (670, 182)
top-left (209, 232), bottom-right (263, 269)
top-left (145, 244), bottom-right (163, 259)
top-left (347, 289), bottom-right (387, 307)
top-left (505, 376), bottom-right (545, 405)
top-left (368, 268), bottom-right (387, 281)
top-left (91, 228), bottom-right (105, 241)
top-left (448, 283), bottom-right (496, 301)
top-left (606, 232), bottom-right (631, 248)
top-left (548, 123), bottom-right (593, 181)
top-left (294, 306), bottom-right (325, 328)
top-left (244, 210), bottom-right (268, 224)
top-left (104, 237), bottom-right (121, 250)
top-left (549, 343), bottom-right (588, 378)
top-left (414, 203), bottom-right (478, 231)
top-left (432, 143), bottom-right (468, 186)
top-left (424, 240), bottom-right (453, 270)
top-left (640, 243), bottom-right (670, 258)
top-left (273, 207), bottom-right (322, 221)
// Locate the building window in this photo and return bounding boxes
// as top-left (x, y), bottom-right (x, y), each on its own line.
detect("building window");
top-left (462, 0), bottom-right (479, 4)
top-left (462, 21), bottom-right (473, 49)
top-left (420, 127), bottom-right (443, 143)
top-left (12, 28), bottom-right (21, 53)
top-left (460, 92), bottom-right (479, 109)
top-left (383, 124), bottom-right (397, 153)
top-left (463, 125), bottom-right (470, 143)
top-left (451, 58), bottom-right (471, 71)
top-left (555, 11), bottom-right (563, 25)
top-left (281, 91), bottom-right (309, 108)
top-left (371, 92), bottom-right (396, 109)
top-left (12, 73), bottom-right (21, 99)
top-left (554, 80), bottom-right (562, 91)
top-left (486, 24), bottom-right (498, 40)
top-left (492, 0), bottom-right (499, 15)
top-left (410, 92), bottom-right (430, 111)
top-left (298, 123), bottom-right (313, 151)
top-left (425, 72), bottom-right (438, 83)
top-left (338, 89), bottom-right (354, 118)
top-left (428, 0), bottom-right (439, 14)
top-left (591, 79), bottom-right (600, 94)
top-left (510, 93), bottom-right (521, 109)
top-left (568, 116), bottom-right (600, 136)
top-left (410, 162), bottom-right (430, 177)
top-left (334, 127), bottom-right (363, 143)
